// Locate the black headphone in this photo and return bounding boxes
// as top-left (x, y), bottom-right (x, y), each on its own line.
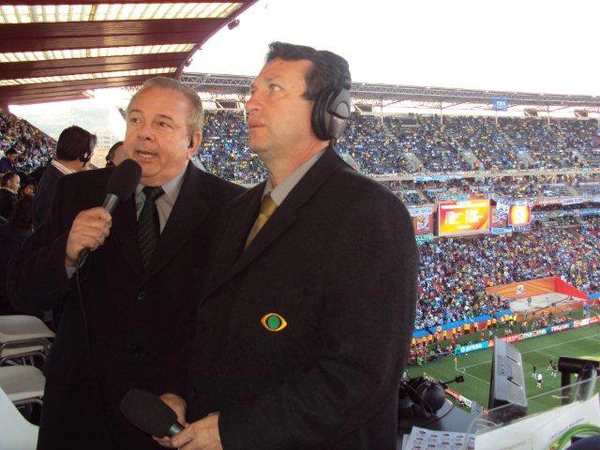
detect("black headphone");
top-left (310, 75), bottom-right (351, 142)
top-left (398, 377), bottom-right (447, 419)
top-left (80, 136), bottom-right (95, 163)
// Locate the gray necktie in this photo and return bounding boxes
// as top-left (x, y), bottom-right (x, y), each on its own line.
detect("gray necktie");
top-left (137, 186), bottom-right (164, 268)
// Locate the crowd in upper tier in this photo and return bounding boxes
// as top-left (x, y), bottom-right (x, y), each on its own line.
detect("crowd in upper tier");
top-left (2, 111), bottom-right (600, 333)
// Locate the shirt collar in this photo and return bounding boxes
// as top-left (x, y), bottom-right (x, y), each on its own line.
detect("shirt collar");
top-left (136, 166), bottom-right (187, 207)
top-left (264, 148), bottom-right (326, 206)
top-left (51, 159), bottom-right (76, 175)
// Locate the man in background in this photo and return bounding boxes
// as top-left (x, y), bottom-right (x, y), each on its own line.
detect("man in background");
top-left (0, 148), bottom-right (19, 173)
top-left (0, 171), bottom-right (20, 220)
top-left (105, 140), bottom-right (126, 167)
top-left (34, 125), bottom-right (97, 229)
top-left (9, 77), bottom-right (244, 450)
top-left (0, 195), bottom-right (33, 314)
top-left (161, 42), bottom-right (418, 450)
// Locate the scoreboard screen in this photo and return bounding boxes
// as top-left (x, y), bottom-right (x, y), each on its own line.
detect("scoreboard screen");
top-left (508, 204), bottom-right (531, 226)
top-left (438, 199), bottom-right (490, 236)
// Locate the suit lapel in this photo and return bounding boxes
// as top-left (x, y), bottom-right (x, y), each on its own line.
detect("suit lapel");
top-left (204, 148), bottom-right (346, 299)
top-left (109, 196), bottom-right (142, 277)
top-left (142, 164), bottom-right (209, 284)
top-left (203, 186), bottom-right (263, 295)
top-left (87, 167), bottom-right (142, 277)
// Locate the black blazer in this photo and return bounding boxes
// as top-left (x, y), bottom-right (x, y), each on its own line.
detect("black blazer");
top-left (187, 148), bottom-right (419, 450)
top-left (0, 188), bottom-right (17, 220)
top-left (8, 163), bottom-right (244, 450)
top-left (34, 162), bottom-right (62, 229)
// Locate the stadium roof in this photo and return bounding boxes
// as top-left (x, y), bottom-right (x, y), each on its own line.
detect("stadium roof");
top-left (181, 73), bottom-right (600, 113)
top-left (0, 0), bottom-right (258, 106)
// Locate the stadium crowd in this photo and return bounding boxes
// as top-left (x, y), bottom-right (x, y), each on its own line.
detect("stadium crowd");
top-left (0, 112), bottom-right (56, 174)
top-left (2, 111), bottom-right (600, 335)
top-left (416, 217), bottom-right (600, 331)
top-left (191, 111), bottom-right (599, 180)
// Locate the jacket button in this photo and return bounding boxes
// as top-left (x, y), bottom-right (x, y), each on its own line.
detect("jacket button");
top-left (137, 291), bottom-right (146, 301)
top-left (132, 345), bottom-right (141, 356)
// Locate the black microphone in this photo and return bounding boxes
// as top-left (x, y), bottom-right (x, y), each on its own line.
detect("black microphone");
top-left (77, 159), bottom-right (141, 262)
top-left (120, 388), bottom-right (184, 438)
top-left (440, 375), bottom-right (464, 388)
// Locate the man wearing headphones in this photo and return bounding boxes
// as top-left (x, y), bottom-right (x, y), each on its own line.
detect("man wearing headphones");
top-left (160, 42), bottom-right (419, 450)
top-left (34, 125), bottom-right (97, 229)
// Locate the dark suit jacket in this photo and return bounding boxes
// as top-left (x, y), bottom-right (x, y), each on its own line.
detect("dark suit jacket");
top-left (0, 188), bottom-right (17, 220)
top-left (0, 224), bottom-right (31, 313)
top-left (8, 163), bottom-right (244, 450)
top-left (187, 148), bottom-right (419, 450)
top-left (34, 162), bottom-right (62, 229)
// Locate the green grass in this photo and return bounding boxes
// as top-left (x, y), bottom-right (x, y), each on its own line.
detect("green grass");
top-left (407, 325), bottom-right (600, 414)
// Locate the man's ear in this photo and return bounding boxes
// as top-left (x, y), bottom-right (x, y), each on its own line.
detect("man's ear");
top-left (188, 131), bottom-right (202, 156)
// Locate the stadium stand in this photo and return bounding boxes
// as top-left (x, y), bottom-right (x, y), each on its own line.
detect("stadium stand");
top-left (4, 108), bottom-right (600, 343)
top-left (194, 111), bottom-right (599, 179)
top-left (0, 113), bottom-right (56, 174)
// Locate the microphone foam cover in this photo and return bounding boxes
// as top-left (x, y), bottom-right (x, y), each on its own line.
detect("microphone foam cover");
top-left (120, 388), bottom-right (178, 437)
top-left (106, 159), bottom-right (141, 201)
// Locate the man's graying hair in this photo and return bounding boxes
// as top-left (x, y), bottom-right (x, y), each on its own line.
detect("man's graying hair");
top-left (128, 77), bottom-right (204, 135)
top-left (265, 41), bottom-right (351, 100)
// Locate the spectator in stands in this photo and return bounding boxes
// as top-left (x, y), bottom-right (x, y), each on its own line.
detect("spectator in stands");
top-left (163, 41), bottom-right (418, 450)
top-left (0, 171), bottom-right (20, 220)
top-left (1, 112), bottom-right (56, 175)
top-left (33, 125), bottom-right (96, 229)
top-left (105, 140), bottom-right (126, 167)
top-left (0, 148), bottom-right (18, 173)
top-left (19, 177), bottom-right (35, 197)
top-left (0, 195), bottom-right (33, 314)
top-left (8, 76), bottom-right (244, 450)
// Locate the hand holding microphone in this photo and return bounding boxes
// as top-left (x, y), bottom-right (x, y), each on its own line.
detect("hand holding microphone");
top-left (64, 207), bottom-right (112, 266)
top-left (120, 389), bottom-right (186, 448)
top-left (120, 389), bottom-right (222, 450)
top-left (64, 159), bottom-right (141, 267)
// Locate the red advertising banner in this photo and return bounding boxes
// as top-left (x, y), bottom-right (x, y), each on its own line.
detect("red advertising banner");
top-left (438, 199), bottom-right (490, 236)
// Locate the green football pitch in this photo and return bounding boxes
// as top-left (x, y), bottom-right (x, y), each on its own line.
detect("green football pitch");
top-left (407, 325), bottom-right (600, 414)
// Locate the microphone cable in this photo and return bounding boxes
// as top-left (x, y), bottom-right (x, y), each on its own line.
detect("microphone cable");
top-left (75, 257), bottom-right (118, 447)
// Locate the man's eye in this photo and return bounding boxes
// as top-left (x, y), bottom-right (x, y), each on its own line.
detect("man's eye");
top-left (129, 117), bottom-right (141, 124)
top-left (157, 121), bottom-right (172, 129)
top-left (269, 84), bottom-right (281, 92)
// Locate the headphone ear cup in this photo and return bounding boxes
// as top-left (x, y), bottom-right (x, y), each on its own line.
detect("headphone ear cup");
top-left (403, 378), bottom-right (446, 419)
top-left (311, 87), bottom-right (351, 141)
top-left (311, 88), bottom-right (333, 141)
top-left (419, 382), bottom-right (447, 418)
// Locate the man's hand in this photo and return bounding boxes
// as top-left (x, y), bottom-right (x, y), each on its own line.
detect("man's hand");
top-left (64, 207), bottom-right (112, 266)
top-left (154, 393), bottom-right (188, 448)
top-left (170, 412), bottom-right (222, 450)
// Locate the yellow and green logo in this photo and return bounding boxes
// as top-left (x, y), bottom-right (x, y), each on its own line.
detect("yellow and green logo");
top-left (260, 313), bottom-right (288, 332)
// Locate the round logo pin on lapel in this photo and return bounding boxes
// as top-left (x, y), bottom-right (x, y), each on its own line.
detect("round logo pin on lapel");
top-left (260, 313), bottom-right (288, 332)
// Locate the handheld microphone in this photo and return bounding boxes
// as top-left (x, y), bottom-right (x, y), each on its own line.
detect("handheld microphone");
top-left (120, 388), bottom-right (184, 438)
top-left (78, 159), bottom-right (141, 262)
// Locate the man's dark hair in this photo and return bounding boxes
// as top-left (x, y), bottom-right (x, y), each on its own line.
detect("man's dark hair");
top-left (6, 148), bottom-right (18, 156)
top-left (9, 195), bottom-right (33, 229)
top-left (106, 140), bottom-right (124, 165)
top-left (265, 41), bottom-right (351, 101)
top-left (56, 125), bottom-right (97, 161)
top-left (1, 171), bottom-right (17, 187)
